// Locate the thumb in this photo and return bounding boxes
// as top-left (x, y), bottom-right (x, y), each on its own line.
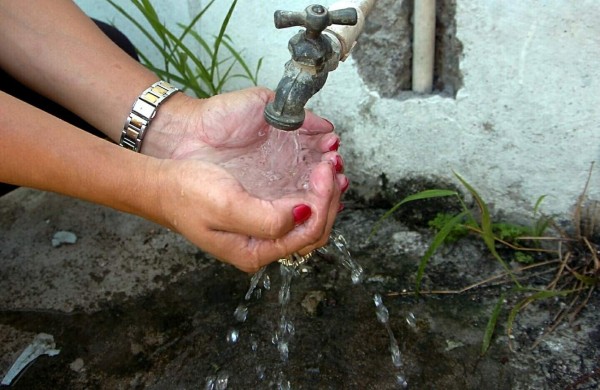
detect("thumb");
top-left (210, 190), bottom-right (313, 240)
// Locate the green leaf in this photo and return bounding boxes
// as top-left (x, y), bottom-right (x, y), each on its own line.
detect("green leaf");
top-left (572, 271), bottom-right (598, 286)
top-left (506, 289), bottom-right (572, 340)
top-left (453, 172), bottom-right (520, 287)
top-left (370, 189), bottom-right (458, 239)
top-left (481, 294), bottom-right (504, 355)
top-left (415, 210), bottom-right (470, 295)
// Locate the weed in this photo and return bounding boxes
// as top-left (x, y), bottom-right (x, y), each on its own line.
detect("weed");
top-left (374, 167), bottom-right (598, 354)
top-left (107, 0), bottom-right (262, 97)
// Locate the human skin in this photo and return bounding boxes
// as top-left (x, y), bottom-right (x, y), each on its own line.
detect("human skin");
top-left (0, 0), bottom-right (347, 272)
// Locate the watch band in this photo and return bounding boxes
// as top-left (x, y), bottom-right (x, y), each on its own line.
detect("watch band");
top-left (119, 80), bottom-right (180, 152)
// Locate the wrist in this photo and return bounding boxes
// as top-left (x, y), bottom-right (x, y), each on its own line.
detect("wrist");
top-left (139, 92), bottom-right (197, 159)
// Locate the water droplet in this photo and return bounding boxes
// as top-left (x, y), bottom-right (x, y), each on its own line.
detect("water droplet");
top-left (373, 294), bottom-right (390, 323)
top-left (226, 329), bottom-right (239, 344)
top-left (406, 312), bottom-right (417, 328)
top-left (278, 341), bottom-right (289, 361)
top-left (396, 374), bottom-right (409, 388)
top-left (390, 343), bottom-right (402, 368)
top-left (216, 371), bottom-right (229, 390)
top-left (256, 365), bottom-right (266, 380)
top-left (263, 274), bottom-right (271, 290)
top-left (234, 304), bottom-right (248, 322)
top-left (245, 266), bottom-right (267, 300)
top-left (277, 372), bottom-right (291, 390)
top-left (351, 268), bottom-right (364, 284)
top-left (205, 375), bottom-right (216, 390)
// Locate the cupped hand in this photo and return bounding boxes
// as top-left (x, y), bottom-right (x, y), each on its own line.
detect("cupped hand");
top-left (143, 87), bottom-right (348, 271)
top-left (154, 156), bottom-right (341, 272)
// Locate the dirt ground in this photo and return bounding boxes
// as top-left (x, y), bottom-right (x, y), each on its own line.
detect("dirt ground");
top-left (0, 188), bottom-right (598, 389)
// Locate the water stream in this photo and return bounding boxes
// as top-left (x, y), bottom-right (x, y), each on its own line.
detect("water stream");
top-left (208, 127), bottom-right (408, 388)
top-left (206, 231), bottom-right (408, 389)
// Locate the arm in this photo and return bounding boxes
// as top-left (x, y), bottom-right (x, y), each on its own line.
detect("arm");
top-left (0, 92), bottom-right (341, 272)
top-left (0, 0), bottom-right (346, 271)
top-left (0, 0), bottom-right (157, 141)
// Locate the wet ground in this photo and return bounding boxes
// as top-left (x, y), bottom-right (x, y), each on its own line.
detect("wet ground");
top-left (0, 188), bottom-right (598, 389)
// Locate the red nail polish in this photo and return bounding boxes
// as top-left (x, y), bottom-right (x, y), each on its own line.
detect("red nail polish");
top-left (338, 203), bottom-right (345, 212)
top-left (341, 177), bottom-right (350, 193)
top-left (334, 155), bottom-right (344, 173)
top-left (328, 138), bottom-right (340, 152)
top-left (292, 204), bottom-right (312, 225)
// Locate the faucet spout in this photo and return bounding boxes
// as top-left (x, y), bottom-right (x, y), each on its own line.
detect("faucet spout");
top-left (264, 4), bottom-right (359, 131)
top-left (264, 60), bottom-right (329, 131)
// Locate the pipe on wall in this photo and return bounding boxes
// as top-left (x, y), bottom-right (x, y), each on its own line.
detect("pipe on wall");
top-left (412, 0), bottom-right (436, 93)
top-left (326, 0), bottom-right (378, 61)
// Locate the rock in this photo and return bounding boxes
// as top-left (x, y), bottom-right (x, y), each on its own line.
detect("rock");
top-left (301, 291), bottom-right (326, 317)
top-left (51, 231), bottom-right (77, 247)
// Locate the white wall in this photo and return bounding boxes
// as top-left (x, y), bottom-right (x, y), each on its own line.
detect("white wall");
top-left (77, 0), bottom-right (599, 221)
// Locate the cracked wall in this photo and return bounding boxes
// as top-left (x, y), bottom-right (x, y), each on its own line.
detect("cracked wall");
top-left (352, 0), bottom-right (463, 98)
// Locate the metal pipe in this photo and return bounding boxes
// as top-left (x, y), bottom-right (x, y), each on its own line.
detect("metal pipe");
top-left (325, 0), bottom-right (377, 61)
top-left (412, 0), bottom-right (436, 93)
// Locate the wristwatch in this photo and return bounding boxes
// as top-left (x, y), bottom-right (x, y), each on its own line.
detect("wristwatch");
top-left (119, 80), bottom-right (179, 152)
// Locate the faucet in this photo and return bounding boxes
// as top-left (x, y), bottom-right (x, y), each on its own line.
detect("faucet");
top-left (264, 4), bottom-right (358, 131)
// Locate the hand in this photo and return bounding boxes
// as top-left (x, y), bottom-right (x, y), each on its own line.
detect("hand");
top-left (144, 87), bottom-right (348, 272)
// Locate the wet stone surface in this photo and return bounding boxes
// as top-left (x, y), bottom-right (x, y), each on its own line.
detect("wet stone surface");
top-left (0, 189), bottom-right (599, 389)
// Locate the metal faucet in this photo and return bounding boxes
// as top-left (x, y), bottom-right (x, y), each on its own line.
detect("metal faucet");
top-left (264, 4), bottom-right (358, 131)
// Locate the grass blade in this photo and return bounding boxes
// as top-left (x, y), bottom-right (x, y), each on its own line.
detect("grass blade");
top-left (370, 189), bottom-right (458, 239)
top-left (210, 0), bottom-right (238, 81)
top-left (453, 172), bottom-right (521, 287)
top-left (506, 289), bottom-right (573, 349)
top-left (415, 210), bottom-right (469, 295)
top-left (481, 294), bottom-right (504, 355)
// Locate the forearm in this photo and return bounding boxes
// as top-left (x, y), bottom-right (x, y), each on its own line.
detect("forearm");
top-left (0, 0), bottom-right (158, 141)
top-left (0, 91), bottom-right (163, 223)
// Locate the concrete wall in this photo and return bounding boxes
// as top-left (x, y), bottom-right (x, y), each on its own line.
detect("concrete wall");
top-left (77, 0), bottom-right (599, 222)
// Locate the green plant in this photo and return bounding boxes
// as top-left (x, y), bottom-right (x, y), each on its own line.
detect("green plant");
top-left (107, 0), bottom-right (262, 98)
top-left (373, 170), bottom-right (598, 354)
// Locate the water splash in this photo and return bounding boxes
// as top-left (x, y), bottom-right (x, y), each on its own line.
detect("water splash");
top-left (373, 293), bottom-right (408, 388)
top-left (234, 304), bottom-right (248, 323)
top-left (216, 232), bottom-right (408, 387)
top-left (273, 264), bottom-right (298, 363)
top-left (226, 329), bottom-right (239, 344)
top-left (318, 231), bottom-right (364, 284)
top-left (406, 312), bottom-right (417, 328)
top-left (244, 266), bottom-right (267, 301)
top-left (205, 370), bottom-right (230, 390)
top-left (220, 128), bottom-right (319, 200)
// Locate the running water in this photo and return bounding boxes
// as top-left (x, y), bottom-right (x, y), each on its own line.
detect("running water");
top-left (220, 127), bottom-right (320, 200)
top-left (209, 124), bottom-right (408, 387)
top-left (207, 231), bottom-right (409, 388)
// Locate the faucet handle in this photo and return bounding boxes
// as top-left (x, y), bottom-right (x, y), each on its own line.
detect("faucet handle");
top-left (274, 5), bottom-right (357, 38)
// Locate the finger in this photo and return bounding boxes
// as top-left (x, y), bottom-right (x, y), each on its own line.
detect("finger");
top-left (298, 132), bottom-right (340, 154)
top-left (338, 174), bottom-right (349, 193)
top-left (322, 151), bottom-right (344, 173)
top-left (299, 110), bottom-right (334, 135)
top-left (204, 163), bottom-right (341, 272)
top-left (207, 190), bottom-right (310, 240)
top-left (288, 161), bottom-right (341, 255)
top-left (242, 161), bottom-right (338, 262)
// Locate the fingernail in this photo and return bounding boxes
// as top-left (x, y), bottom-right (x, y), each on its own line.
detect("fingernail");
top-left (328, 138), bottom-right (340, 152)
top-left (292, 204), bottom-right (312, 225)
top-left (341, 176), bottom-right (350, 193)
top-left (323, 118), bottom-right (335, 130)
top-left (338, 203), bottom-right (345, 212)
top-left (334, 155), bottom-right (344, 173)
